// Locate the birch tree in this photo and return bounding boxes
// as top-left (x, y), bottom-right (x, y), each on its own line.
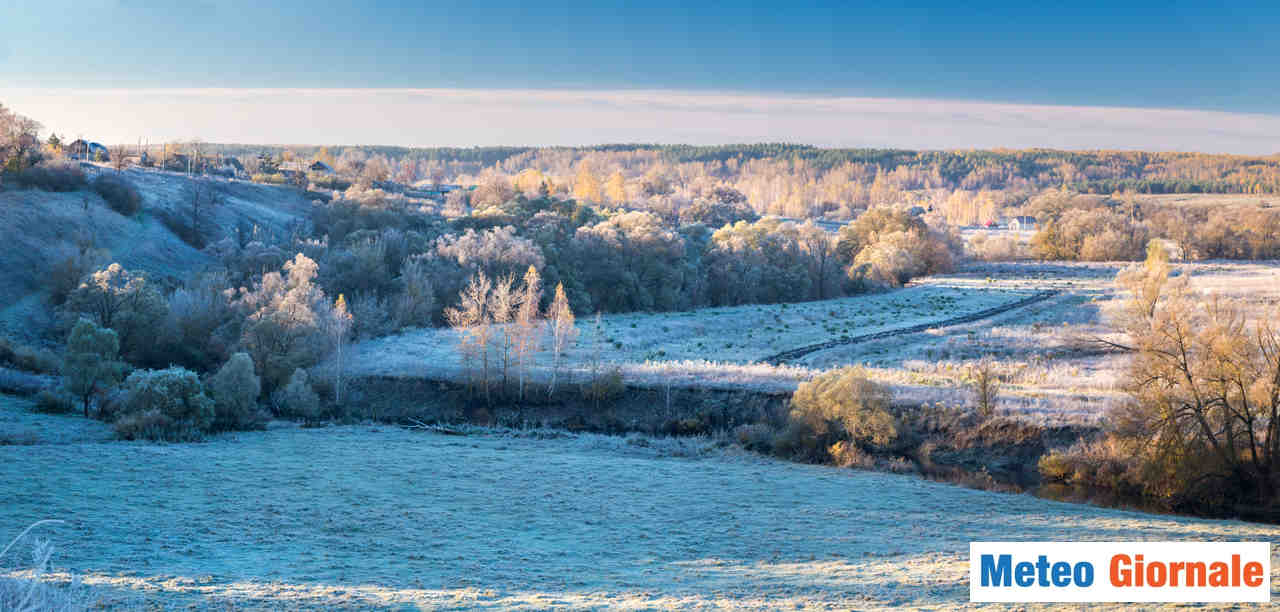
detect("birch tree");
top-left (328, 294), bottom-right (354, 405)
top-left (514, 265), bottom-right (543, 400)
top-left (445, 273), bottom-right (492, 401)
top-left (488, 274), bottom-right (519, 391)
top-left (545, 283), bottom-right (576, 397)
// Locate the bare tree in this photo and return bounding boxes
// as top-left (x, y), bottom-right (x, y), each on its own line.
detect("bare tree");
top-left (445, 273), bottom-right (492, 402)
top-left (488, 274), bottom-right (520, 392)
top-left (327, 295), bottom-right (354, 405)
top-left (968, 357), bottom-right (1001, 419)
top-left (186, 178), bottom-right (224, 246)
top-left (110, 145), bottom-right (130, 172)
top-left (1109, 243), bottom-right (1280, 505)
top-left (545, 283), bottom-right (576, 397)
top-left (798, 221), bottom-right (839, 300)
top-left (512, 266), bottom-right (543, 400)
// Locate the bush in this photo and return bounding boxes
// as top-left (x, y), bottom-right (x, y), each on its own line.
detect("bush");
top-left (34, 389), bottom-right (75, 414)
top-left (0, 367), bottom-right (46, 396)
top-left (207, 352), bottom-right (263, 431)
top-left (7, 161), bottom-right (87, 192)
top-left (251, 173), bottom-right (287, 185)
top-left (732, 422), bottom-right (775, 453)
top-left (775, 367), bottom-right (897, 463)
top-left (274, 368), bottom-right (320, 421)
top-left (46, 247), bottom-right (103, 306)
top-left (153, 207), bottom-right (203, 248)
top-left (91, 174), bottom-right (142, 216)
top-left (967, 357), bottom-right (1001, 419)
top-left (114, 367), bottom-right (213, 441)
top-left (581, 366), bottom-right (624, 405)
top-left (0, 337), bottom-right (60, 374)
top-left (967, 233), bottom-right (1030, 261)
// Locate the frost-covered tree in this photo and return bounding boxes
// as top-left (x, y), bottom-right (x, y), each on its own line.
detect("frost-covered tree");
top-left (488, 274), bottom-right (519, 390)
top-left (393, 254), bottom-right (436, 328)
top-left (445, 272), bottom-right (493, 400)
top-left (326, 295), bottom-right (353, 405)
top-left (66, 263), bottom-right (167, 362)
top-left (545, 282), bottom-right (576, 397)
top-left (514, 265), bottom-right (543, 400)
top-left (116, 366), bottom-right (214, 441)
top-left (62, 319), bottom-right (125, 418)
top-left (237, 254), bottom-right (331, 393)
top-left (208, 352), bottom-right (261, 431)
top-left (275, 368), bottom-right (320, 421)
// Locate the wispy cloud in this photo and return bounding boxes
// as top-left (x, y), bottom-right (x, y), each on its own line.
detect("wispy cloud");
top-left (2, 88), bottom-right (1277, 154)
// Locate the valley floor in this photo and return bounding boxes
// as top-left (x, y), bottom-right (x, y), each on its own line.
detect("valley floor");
top-left (2, 403), bottom-right (1277, 610)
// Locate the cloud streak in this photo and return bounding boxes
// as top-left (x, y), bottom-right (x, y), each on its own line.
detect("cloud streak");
top-left (2, 88), bottom-right (1277, 154)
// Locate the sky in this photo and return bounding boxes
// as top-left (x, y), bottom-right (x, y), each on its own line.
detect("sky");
top-left (2, 0), bottom-right (1278, 153)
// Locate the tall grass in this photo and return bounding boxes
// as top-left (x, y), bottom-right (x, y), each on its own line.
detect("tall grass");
top-left (0, 520), bottom-right (91, 612)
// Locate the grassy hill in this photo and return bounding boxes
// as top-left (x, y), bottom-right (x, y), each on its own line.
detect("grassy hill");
top-left (0, 165), bottom-right (312, 341)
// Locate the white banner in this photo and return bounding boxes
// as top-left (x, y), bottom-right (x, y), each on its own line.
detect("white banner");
top-left (970, 542), bottom-right (1271, 602)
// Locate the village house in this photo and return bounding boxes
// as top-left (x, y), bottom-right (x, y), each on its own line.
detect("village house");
top-left (66, 139), bottom-right (110, 161)
top-left (1009, 215), bottom-right (1038, 231)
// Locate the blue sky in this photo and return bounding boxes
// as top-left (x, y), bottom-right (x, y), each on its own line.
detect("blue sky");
top-left (2, 1), bottom-right (1277, 151)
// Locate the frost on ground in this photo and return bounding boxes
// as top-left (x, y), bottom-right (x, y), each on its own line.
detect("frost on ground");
top-left (2, 415), bottom-right (1277, 610)
top-left (348, 284), bottom-right (1033, 390)
top-left (0, 395), bottom-right (113, 445)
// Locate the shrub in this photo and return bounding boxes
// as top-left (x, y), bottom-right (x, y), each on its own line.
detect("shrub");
top-left (775, 367), bottom-right (897, 463)
top-left (91, 174), bottom-right (142, 216)
top-left (207, 352), bottom-right (263, 431)
top-left (0, 337), bottom-right (60, 374)
top-left (581, 366), bottom-right (624, 405)
top-left (732, 422), bottom-right (775, 453)
top-left (827, 440), bottom-right (876, 469)
top-left (251, 173), bottom-right (286, 185)
top-left (967, 357), bottom-right (1001, 419)
top-left (7, 161), bottom-right (87, 192)
top-left (115, 367), bottom-right (213, 441)
top-left (967, 233), bottom-right (1029, 261)
top-left (153, 207), bottom-right (203, 248)
top-left (275, 368), bottom-right (320, 421)
top-left (34, 389), bottom-right (74, 414)
top-left (0, 367), bottom-right (45, 396)
top-left (46, 247), bottom-right (104, 306)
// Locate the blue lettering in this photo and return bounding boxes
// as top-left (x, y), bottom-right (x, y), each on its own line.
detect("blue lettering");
top-left (1075, 562), bottom-right (1094, 586)
top-left (981, 554), bottom-right (1012, 586)
top-left (1051, 561), bottom-right (1072, 587)
top-left (980, 554), bottom-right (1094, 588)
top-left (1015, 562), bottom-right (1035, 586)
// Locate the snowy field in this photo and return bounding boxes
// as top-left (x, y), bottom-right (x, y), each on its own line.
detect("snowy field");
top-left (347, 261), bottom-right (1280, 423)
top-left (2, 402), bottom-right (1278, 610)
top-left (348, 284), bottom-right (1037, 392)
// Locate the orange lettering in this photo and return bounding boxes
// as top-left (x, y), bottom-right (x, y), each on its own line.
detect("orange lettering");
top-left (1243, 562), bottom-right (1264, 588)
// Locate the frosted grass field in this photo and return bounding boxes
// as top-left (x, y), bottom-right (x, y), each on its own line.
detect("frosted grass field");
top-left (347, 283), bottom-right (1035, 389)
top-left (3, 401), bottom-right (1278, 610)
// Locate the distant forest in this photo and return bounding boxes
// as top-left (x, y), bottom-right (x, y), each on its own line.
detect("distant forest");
top-left (166, 143), bottom-right (1280, 222)
top-left (195, 143), bottom-right (1280, 193)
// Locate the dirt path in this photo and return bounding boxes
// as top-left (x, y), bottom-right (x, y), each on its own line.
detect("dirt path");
top-left (761, 290), bottom-right (1060, 364)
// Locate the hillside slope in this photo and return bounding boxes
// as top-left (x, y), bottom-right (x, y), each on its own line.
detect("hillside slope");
top-left (0, 166), bottom-right (311, 340)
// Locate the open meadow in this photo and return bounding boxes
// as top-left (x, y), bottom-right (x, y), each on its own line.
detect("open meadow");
top-left (2, 396), bottom-right (1278, 610)
top-left (346, 259), bottom-right (1280, 425)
